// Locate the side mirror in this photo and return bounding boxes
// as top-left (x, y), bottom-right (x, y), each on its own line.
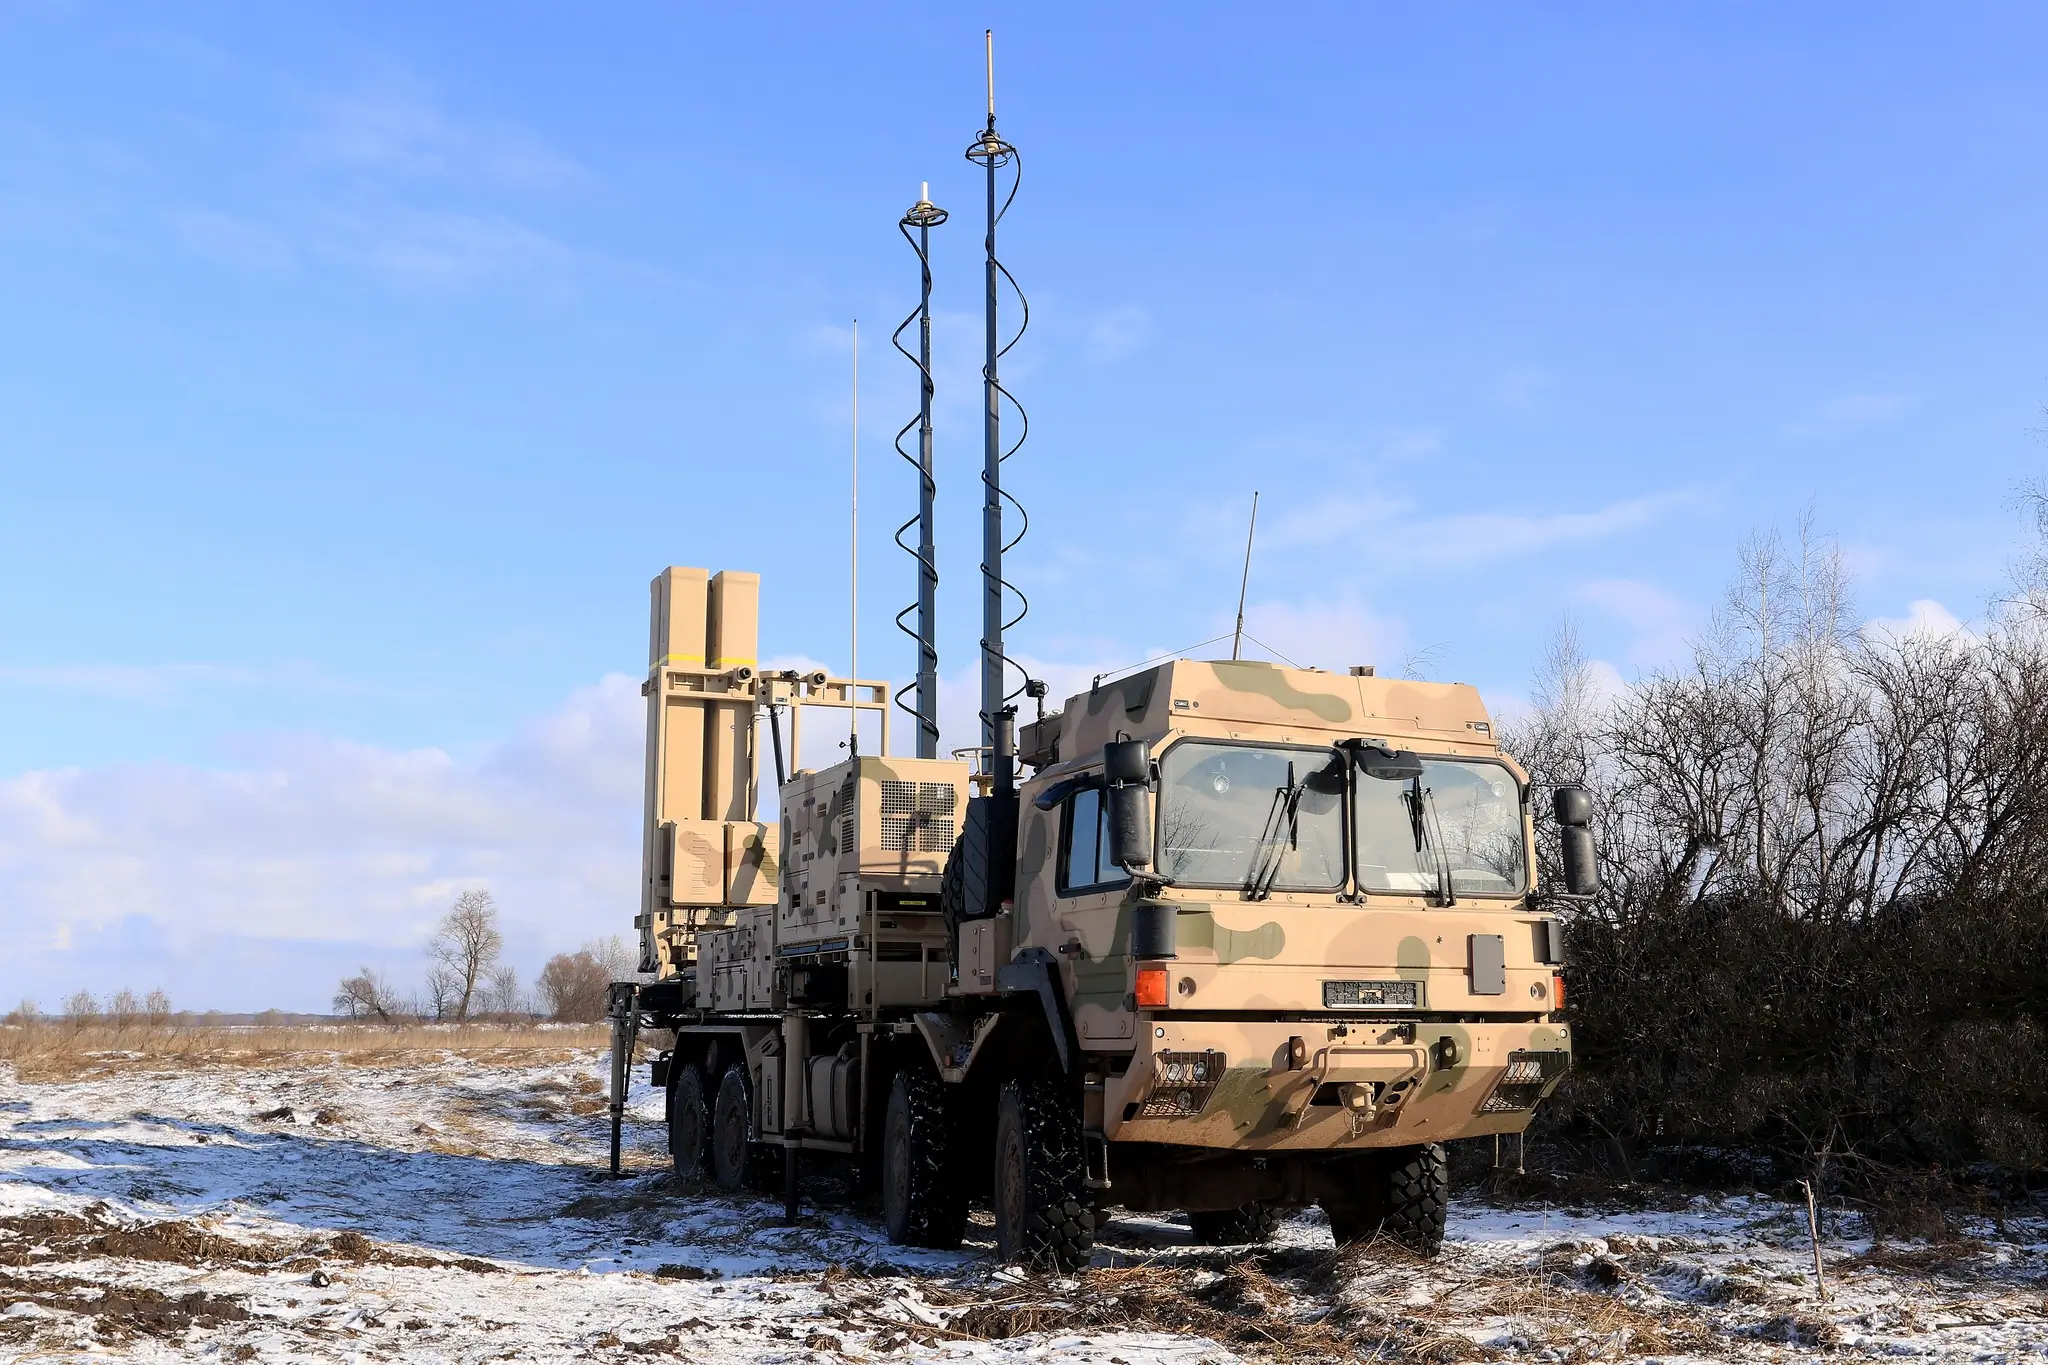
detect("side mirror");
top-left (1106, 784), bottom-right (1152, 870)
top-left (1104, 739), bottom-right (1149, 785)
top-left (1103, 739), bottom-right (1153, 870)
top-left (1552, 786), bottom-right (1600, 897)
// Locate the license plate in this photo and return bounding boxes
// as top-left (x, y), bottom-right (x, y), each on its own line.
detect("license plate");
top-left (1323, 979), bottom-right (1418, 1008)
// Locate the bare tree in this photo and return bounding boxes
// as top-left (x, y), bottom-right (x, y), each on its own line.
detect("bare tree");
top-left (426, 889), bottom-right (504, 1022)
top-left (1510, 514), bottom-right (2048, 1181)
top-left (588, 934), bottom-right (645, 983)
top-left (2014, 476), bottom-right (2048, 617)
top-left (332, 967), bottom-right (401, 1023)
top-left (64, 991), bottom-right (98, 1027)
top-left (476, 964), bottom-right (524, 1017)
top-left (143, 989), bottom-right (172, 1028)
top-left (536, 951), bottom-right (610, 1023)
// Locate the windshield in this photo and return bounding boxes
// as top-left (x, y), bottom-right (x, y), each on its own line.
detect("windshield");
top-left (1355, 757), bottom-right (1526, 897)
top-left (1158, 742), bottom-right (1346, 892)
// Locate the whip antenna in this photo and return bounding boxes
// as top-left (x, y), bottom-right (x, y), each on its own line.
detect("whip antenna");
top-left (1232, 491), bottom-right (1260, 661)
top-left (849, 319), bottom-right (860, 755)
top-left (967, 28), bottom-right (1031, 772)
top-left (893, 183), bottom-right (947, 758)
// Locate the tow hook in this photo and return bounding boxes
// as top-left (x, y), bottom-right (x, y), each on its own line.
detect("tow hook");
top-left (1340, 1082), bottom-right (1379, 1136)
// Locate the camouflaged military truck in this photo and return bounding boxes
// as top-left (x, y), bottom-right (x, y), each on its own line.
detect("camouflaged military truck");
top-left (615, 565), bottom-right (1595, 1269)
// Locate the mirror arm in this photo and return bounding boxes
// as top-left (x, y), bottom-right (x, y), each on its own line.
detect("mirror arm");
top-left (1033, 774), bottom-right (1105, 811)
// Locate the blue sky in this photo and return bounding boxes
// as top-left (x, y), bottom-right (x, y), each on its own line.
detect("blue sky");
top-left (2, 3), bottom-right (2043, 1010)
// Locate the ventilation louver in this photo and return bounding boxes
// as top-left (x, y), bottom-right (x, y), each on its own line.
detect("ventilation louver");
top-left (880, 779), bottom-right (958, 852)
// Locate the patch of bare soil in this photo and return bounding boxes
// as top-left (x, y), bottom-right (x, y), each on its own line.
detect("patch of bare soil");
top-left (799, 1237), bottom-right (1746, 1364)
top-left (0, 1265), bottom-right (249, 1343)
top-left (0, 1204), bottom-right (501, 1276)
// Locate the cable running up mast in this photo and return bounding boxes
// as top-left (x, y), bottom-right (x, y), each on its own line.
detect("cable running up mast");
top-left (892, 183), bottom-right (947, 759)
top-left (966, 28), bottom-right (1031, 776)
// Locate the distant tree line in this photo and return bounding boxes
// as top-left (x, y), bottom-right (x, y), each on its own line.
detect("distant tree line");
top-left (1512, 495), bottom-right (2048, 1193)
top-left (331, 890), bottom-right (641, 1024)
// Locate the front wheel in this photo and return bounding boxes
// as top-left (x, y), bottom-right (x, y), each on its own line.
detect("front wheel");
top-left (669, 1062), bottom-right (710, 1179)
top-left (992, 1076), bottom-right (1094, 1270)
top-left (1321, 1143), bottom-right (1448, 1257)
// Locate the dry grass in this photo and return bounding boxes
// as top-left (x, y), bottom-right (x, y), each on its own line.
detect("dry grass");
top-left (0, 1020), bottom-right (611, 1080)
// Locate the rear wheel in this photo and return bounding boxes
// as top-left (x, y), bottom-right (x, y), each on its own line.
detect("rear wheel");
top-left (669, 1062), bottom-right (710, 1179)
top-left (992, 1076), bottom-right (1094, 1270)
top-left (881, 1069), bottom-right (967, 1247)
top-left (710, 1064), bottom-right (759, 1191)
top-left (1322, 1143), bottom-right (1448, 1257)
top-left (1188, 1201), bottom-right (1281, 1246)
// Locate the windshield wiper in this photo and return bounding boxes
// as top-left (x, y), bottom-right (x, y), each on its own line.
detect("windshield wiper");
top-left (1244, 761), bottom-right (1301, 901)
top-left (1404, 777), bottom-right (1457, 907)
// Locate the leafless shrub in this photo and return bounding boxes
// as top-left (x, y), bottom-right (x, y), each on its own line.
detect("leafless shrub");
top-left (107, 989), bottom-right (140, 1032)
top-left (537, 951), bottom-right (610, 1023)
top-left (1512, 519), bottom-right (2048, 1188)
top-left (332, 968), bottom-right (405, 1023)
top-left (63, 991), bottom-right (98, 1028)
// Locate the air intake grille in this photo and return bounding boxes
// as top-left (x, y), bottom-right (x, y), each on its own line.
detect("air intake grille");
top-left (880, 779), bottom-right (957, 852)
top-left (833, 773), bottom-right (856, 854)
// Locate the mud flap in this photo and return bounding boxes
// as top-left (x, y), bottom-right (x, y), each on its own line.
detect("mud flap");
top-left (997, 947), bottom-right (1079, 1074)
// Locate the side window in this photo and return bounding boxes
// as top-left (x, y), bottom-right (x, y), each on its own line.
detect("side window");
top-left (1059, 786), bottom-right (1131, 895)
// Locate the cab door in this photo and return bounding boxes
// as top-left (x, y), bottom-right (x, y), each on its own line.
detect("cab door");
top-left (1054, 784), bottom-right (1136, 1042)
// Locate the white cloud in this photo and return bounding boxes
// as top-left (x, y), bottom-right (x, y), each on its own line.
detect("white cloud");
top-left (1781, 391), bottom-right (1916, 438)
top-left (1374, 428), bottom-right (1445, 464)
top-left (1576, 577), bottom-right (1697, 666)
top-left (305, 87), bottom-right (583, 191)
top-left (1082, 305), bottom-right (1150, 365)
top-left (323, 206), bottom-right (582, 287)
top-left (1493, 367), bottom-right (1555, 409)
top-left (0, 675), bottom-right (644, 1013)
top-left (1862, 597), bottom-right (1972, 644)
top-left (168, 208), bottom-right (297, 273)
top-left (1269, 487), bottom-right (1702, 567)
top-left (0, 660), bottom-right (402, 705)
top-left (1231, 598), bottom-right (1408, 675)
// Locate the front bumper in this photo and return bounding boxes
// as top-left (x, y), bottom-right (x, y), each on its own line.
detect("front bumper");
top-left (1102, 1016), bottom-right (1571, 1150)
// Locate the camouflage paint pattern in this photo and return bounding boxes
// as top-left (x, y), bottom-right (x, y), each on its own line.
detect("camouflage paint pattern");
top-left (1011, 658), bottom-right (1569, 1151)
top-left (1104, 1017), bottom-right (1571, 1149)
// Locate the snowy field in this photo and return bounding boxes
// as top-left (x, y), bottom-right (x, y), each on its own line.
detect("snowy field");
top-left (1, 1045), bottom-right (2042, 1363)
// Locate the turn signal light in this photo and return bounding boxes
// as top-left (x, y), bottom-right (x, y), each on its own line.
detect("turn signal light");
top-left (1553, 973), bottom-right (1567, 1010)
top-left (1134, 967), bottom-right (1170, 1009)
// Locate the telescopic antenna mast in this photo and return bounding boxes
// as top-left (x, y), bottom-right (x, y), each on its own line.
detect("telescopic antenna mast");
top-left (893, 185), bottom-right (947, 759)
top-left (967, 28), bottom-right (1029, 785)
top-left (849, 319), bottom-right (860, 755)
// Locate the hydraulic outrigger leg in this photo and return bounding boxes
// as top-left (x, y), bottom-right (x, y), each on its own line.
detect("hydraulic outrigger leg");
top-left (606, 983), bottom-right (638, 1178)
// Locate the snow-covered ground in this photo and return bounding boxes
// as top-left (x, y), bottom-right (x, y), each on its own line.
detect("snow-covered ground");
top-left (1, 1046), bottom-right (2041, 1363)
